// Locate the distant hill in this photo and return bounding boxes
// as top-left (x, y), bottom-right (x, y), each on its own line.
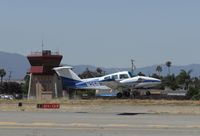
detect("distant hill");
top-left (0, 51), bottom-right (200, 79)
top-left (0, 51), bottom-right (30, 80)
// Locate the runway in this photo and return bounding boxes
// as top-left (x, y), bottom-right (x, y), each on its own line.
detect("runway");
top-left (0, 110), bottom-right (200, 136)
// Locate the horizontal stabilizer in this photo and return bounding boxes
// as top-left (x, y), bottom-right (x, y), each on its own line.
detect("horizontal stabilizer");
top-left (53, 66), bottom-right (82, 81)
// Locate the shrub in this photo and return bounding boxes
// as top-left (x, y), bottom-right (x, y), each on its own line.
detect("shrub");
top-left (192, 93), bottom-right (200, 100)
top-left (187, 87), bottom-right (200, 99)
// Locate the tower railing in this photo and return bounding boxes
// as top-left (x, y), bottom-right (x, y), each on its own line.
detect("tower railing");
top-left (29, 51), bottom-right (60, 56)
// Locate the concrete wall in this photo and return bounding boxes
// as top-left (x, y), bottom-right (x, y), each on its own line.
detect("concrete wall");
top-left (28, 74), bottom-right (62, 100)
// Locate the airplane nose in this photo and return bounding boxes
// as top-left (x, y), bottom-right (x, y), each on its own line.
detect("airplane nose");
top-left (152, 78), bottom-right (161, 83)
top-left (156, 79), bottom-right (161, 83)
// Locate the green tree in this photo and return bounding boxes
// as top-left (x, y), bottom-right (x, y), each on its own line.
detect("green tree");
top-left (21, 75), bottom-right (30, 95)
top-left (6, 82), bottom-right (22, 94)
top-left (0, 69), bottom-right (6, 85)
top-left (79, 68), bottom-right (102, 79)
top-left (0, 82), bottom-right (22, 94)
top-left (186, 77), bottom-right (200, 100)
top-left (191, 77), bottom-right (200, 89)
top-left (151, 73), bottom-right (160, 79)
top-left (165, 61), bottom-right (172, 75)
top-left (162, 74), bottom-right (179, 90)
top-left (187, 86), bottom-right (200, 100)
top-left (156, 65), bottom-right (162, 76)
top-left (96, 67), bottom-right (103, 74)
top-left (137, 72), bottom-right (145, 76)
top-left (176, 69), bottom-right (192, 90)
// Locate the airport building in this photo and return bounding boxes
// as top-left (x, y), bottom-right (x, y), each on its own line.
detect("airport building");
top-left (27, 50), bottom-right (63, 99)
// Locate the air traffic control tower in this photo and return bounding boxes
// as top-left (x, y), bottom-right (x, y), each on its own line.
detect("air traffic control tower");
top-left (27, 50), bottom-right (63, 99)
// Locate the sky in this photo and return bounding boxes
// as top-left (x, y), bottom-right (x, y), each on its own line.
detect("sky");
top-left (0, 0), bottom-right (200, 68)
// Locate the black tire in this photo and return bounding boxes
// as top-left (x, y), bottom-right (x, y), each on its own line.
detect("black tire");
top-left (117, 92), bottom-right (123, 98)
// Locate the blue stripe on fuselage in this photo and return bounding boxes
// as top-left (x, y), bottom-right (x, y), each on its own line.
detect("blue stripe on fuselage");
top-left (61, 77), bottom-right (82, 89)
top-left (60, 76), bottom-right (101, 89)
top-left (143, 80), bottom-right (160, 83)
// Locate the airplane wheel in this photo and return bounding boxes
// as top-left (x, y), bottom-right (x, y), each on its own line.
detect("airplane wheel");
top-left (146, 91), bottom-right (151, 96)
top-left (117, 92), bottom-right (123, 98)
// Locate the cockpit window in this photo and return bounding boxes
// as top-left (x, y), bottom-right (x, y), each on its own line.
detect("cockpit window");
top-left (128, 71), bottom-right (135, 77)
top-left (111, 75), bottom-right (118, 80)
top-left (104, 76), bottom-right (110, 80)
top-left (119, 74), bottom-right (129, 79)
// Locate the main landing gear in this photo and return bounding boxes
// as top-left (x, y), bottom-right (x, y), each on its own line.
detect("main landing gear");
top-left (116, 89), bottom-right (151, 99)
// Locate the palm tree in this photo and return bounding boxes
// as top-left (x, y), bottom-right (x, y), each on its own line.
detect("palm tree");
top-left (156, 65), bottom-right (162, 76)
top-left (0, 69), bottom-right (6, 85)
top-left (166, 61), bottom-right (172, 75)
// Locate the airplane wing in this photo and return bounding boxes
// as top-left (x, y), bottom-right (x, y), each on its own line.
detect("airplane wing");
top-left (99, 79), bottom-right (121, 90)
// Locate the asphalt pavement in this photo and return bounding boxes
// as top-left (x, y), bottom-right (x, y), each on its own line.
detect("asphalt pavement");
top-left (0, 109), bottom-right (200, 136)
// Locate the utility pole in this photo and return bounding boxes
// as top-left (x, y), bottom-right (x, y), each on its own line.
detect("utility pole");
top-left (41, 39), bottom-right (44, 51)
top-left (8, 71), bottom-right (12, 81)
top-left (131, 59), bottom-right (136, 74)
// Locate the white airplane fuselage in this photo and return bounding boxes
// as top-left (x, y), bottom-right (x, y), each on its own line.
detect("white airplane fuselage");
top-left (53, 66), bottom-right (161, 91)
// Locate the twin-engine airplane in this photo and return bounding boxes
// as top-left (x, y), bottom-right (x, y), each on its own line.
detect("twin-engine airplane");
top-left (53, 66), bottom-right (161, 98)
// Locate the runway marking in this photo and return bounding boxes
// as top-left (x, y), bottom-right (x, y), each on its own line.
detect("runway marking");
top-left (0, 122), bottom-right (17, 125)
top-left (186, 125), bottom-right (200, 128)
top-left (105, 124), bottom-right (132, 127)
top-left (31, 122), bottom-right (55, 126)
top-left (148, 125), bottom-right (171, 128)
top-left (69, 123), bottom-right (93, 127)
top-left (0, 122), bottom-right (200, 129)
